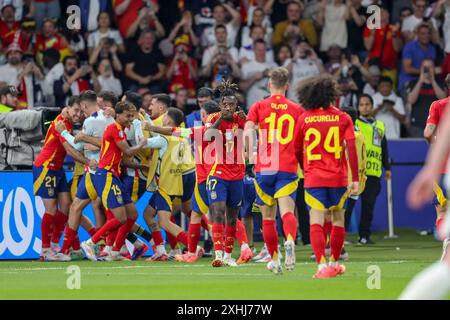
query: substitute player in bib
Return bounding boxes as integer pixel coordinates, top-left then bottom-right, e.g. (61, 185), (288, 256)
(81, 101), (147, 261)
(423, 75), (450, 253)
(245, 67), (304, 274)
(33, 97), (95, 260)
(295, 76), (359, 279)
(204, 80), (246, 267)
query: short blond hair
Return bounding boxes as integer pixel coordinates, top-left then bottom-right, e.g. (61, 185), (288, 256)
(269, 67), (289, 89)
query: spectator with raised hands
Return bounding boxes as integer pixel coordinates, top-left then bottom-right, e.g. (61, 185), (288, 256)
(35, 18), (70, 67)
(0, 3), (20, 49)
(433, 0), (450, 77)
(241, 6), (273, 48)
(239, 25), (275, 65)
(202, 24), (239, 68)
(167, 39), (198, 97)
(167, 11), (199, 49)
(402, 0), (439, 44)
(87, 11), (125, 57)
(406, 58), (447, 137)
(200, 2), (241, 48)
(272, 1), (318, 49)
(96, 58), (123, 97)
(346, 0), (368, 60)
(114, 0), (165, 40)
(283, 39), (325, 101)
(201, 43), (240, 88)
(88, 36), (123, 74)
(317, 0), (349, 52)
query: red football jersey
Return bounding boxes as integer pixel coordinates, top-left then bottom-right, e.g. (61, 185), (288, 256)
(427, 97), (450, 173)
(297, 107), (355, 188)
(182, 126), (211, 184)
(98, 122), (127, 176)
(247, 94), (304, 174)
(34, 115), (72, 170)
(205, 112), (246, 181)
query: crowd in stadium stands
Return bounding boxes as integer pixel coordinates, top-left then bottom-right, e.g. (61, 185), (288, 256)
(0, 0), (449, 140)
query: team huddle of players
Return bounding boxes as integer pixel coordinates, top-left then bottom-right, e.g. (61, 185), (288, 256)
(36, 66), (445, 279)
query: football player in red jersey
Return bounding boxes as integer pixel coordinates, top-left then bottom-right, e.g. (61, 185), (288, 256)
(33, 96), (95, 260)
(81, 101), (147, 261)
(401, 75), (450, 300)
(423, 77), (450, 250)
(245, 67), (305, 274)
(204, 80), (246, 267)
(295, 76), (359, 279)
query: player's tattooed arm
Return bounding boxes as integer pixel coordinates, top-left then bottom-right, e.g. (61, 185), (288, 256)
(423, 123), (436, 144)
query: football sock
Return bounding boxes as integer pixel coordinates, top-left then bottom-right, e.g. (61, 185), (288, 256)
(106, 229), (118, 246)
(235, 219), (248, 245)
(135, 226), (153, 242)
(72, 233), (81, 250)
(282, 212), (297, 241)
(176, 231), (188, 246)
(212, 223), (224, 252)
(330, 226), (346, 262)
(152, 230), (164, 246)
(113, 218), (136, 251)
(323, 221), (332, 243)
(310, 224), (327, 265)
(87, 227), (97, 237)
(436, 217), (445, 240)
(41, 213), (55, 249)
(166, 231), (178, 249)
(225, 224), (236, 254)
(61, 227), (75, 254)
(51, 211), (68, 243)
(188, 223), (201, 254)
(262, 219), (279, 259)
(92, 218), (122, 244)
(399, 262), (450, 300)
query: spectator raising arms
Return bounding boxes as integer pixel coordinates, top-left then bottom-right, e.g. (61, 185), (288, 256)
(167, 40), (198, 97)
(241, 6), (273, 48)
(317, 0), (349, 52)
(114, 0), (165, 40)
(0, 3), (20, 48)
(167, 11), (199, 50)
(272, 1), (318, 49)
(406, 59), (447, 137)
(200, 3), (240, 48)
(401, 0), (439, 44)
(97, 58), (123, 97)
(87, 11), (125, 57)
(35, 18), (70, 67)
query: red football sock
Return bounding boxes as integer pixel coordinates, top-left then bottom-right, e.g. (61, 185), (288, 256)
(310, 224), (327, 264)
(72, 233), (81, 250)
(282, 212), (297, 241)
(61, 226), (75, 254)
(106, 229), (118, 246)
(262, 219), (279, 258)
(330, 226), (346, 261)
(212, 223), (224, 251)
(201, 215), (211, 233)
(436, 217), (445, 240)
(105, 209), (114, 220)
(152, 230), (164, 246)
(51, 211), (68, 244)
(188, 223), (201, 254)
(235, 219), (248, 245)
(176, 231), (188, 246)
(225, 224), (236, 254)
(41, 213), (55, 249)
(88, 227), (97, 237)
(113, 218), (136, 251)
(166, 231), (178, 249)
(91, 217), (122, 244)
(323, 221), (332, 243)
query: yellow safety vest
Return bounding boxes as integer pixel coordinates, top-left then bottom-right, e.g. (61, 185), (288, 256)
(0, 104), (13, 113)
(355, 118), (385, 178)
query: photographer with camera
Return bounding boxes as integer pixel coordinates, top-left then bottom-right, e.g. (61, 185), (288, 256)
(240, 39), (277, 109)
(167, 41), (198, 97)
(283, 40), (325, 101)
(88, 36), (123, 74)
(372, 77), (406, 139)
(406, 58), (447, 137)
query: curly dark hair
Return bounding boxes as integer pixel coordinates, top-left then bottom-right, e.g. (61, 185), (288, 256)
(296, 76), (339, 110)
(215, 79), (239, 103)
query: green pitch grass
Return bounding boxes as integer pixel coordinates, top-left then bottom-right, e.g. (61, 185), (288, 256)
(1, 229), (449, 300)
